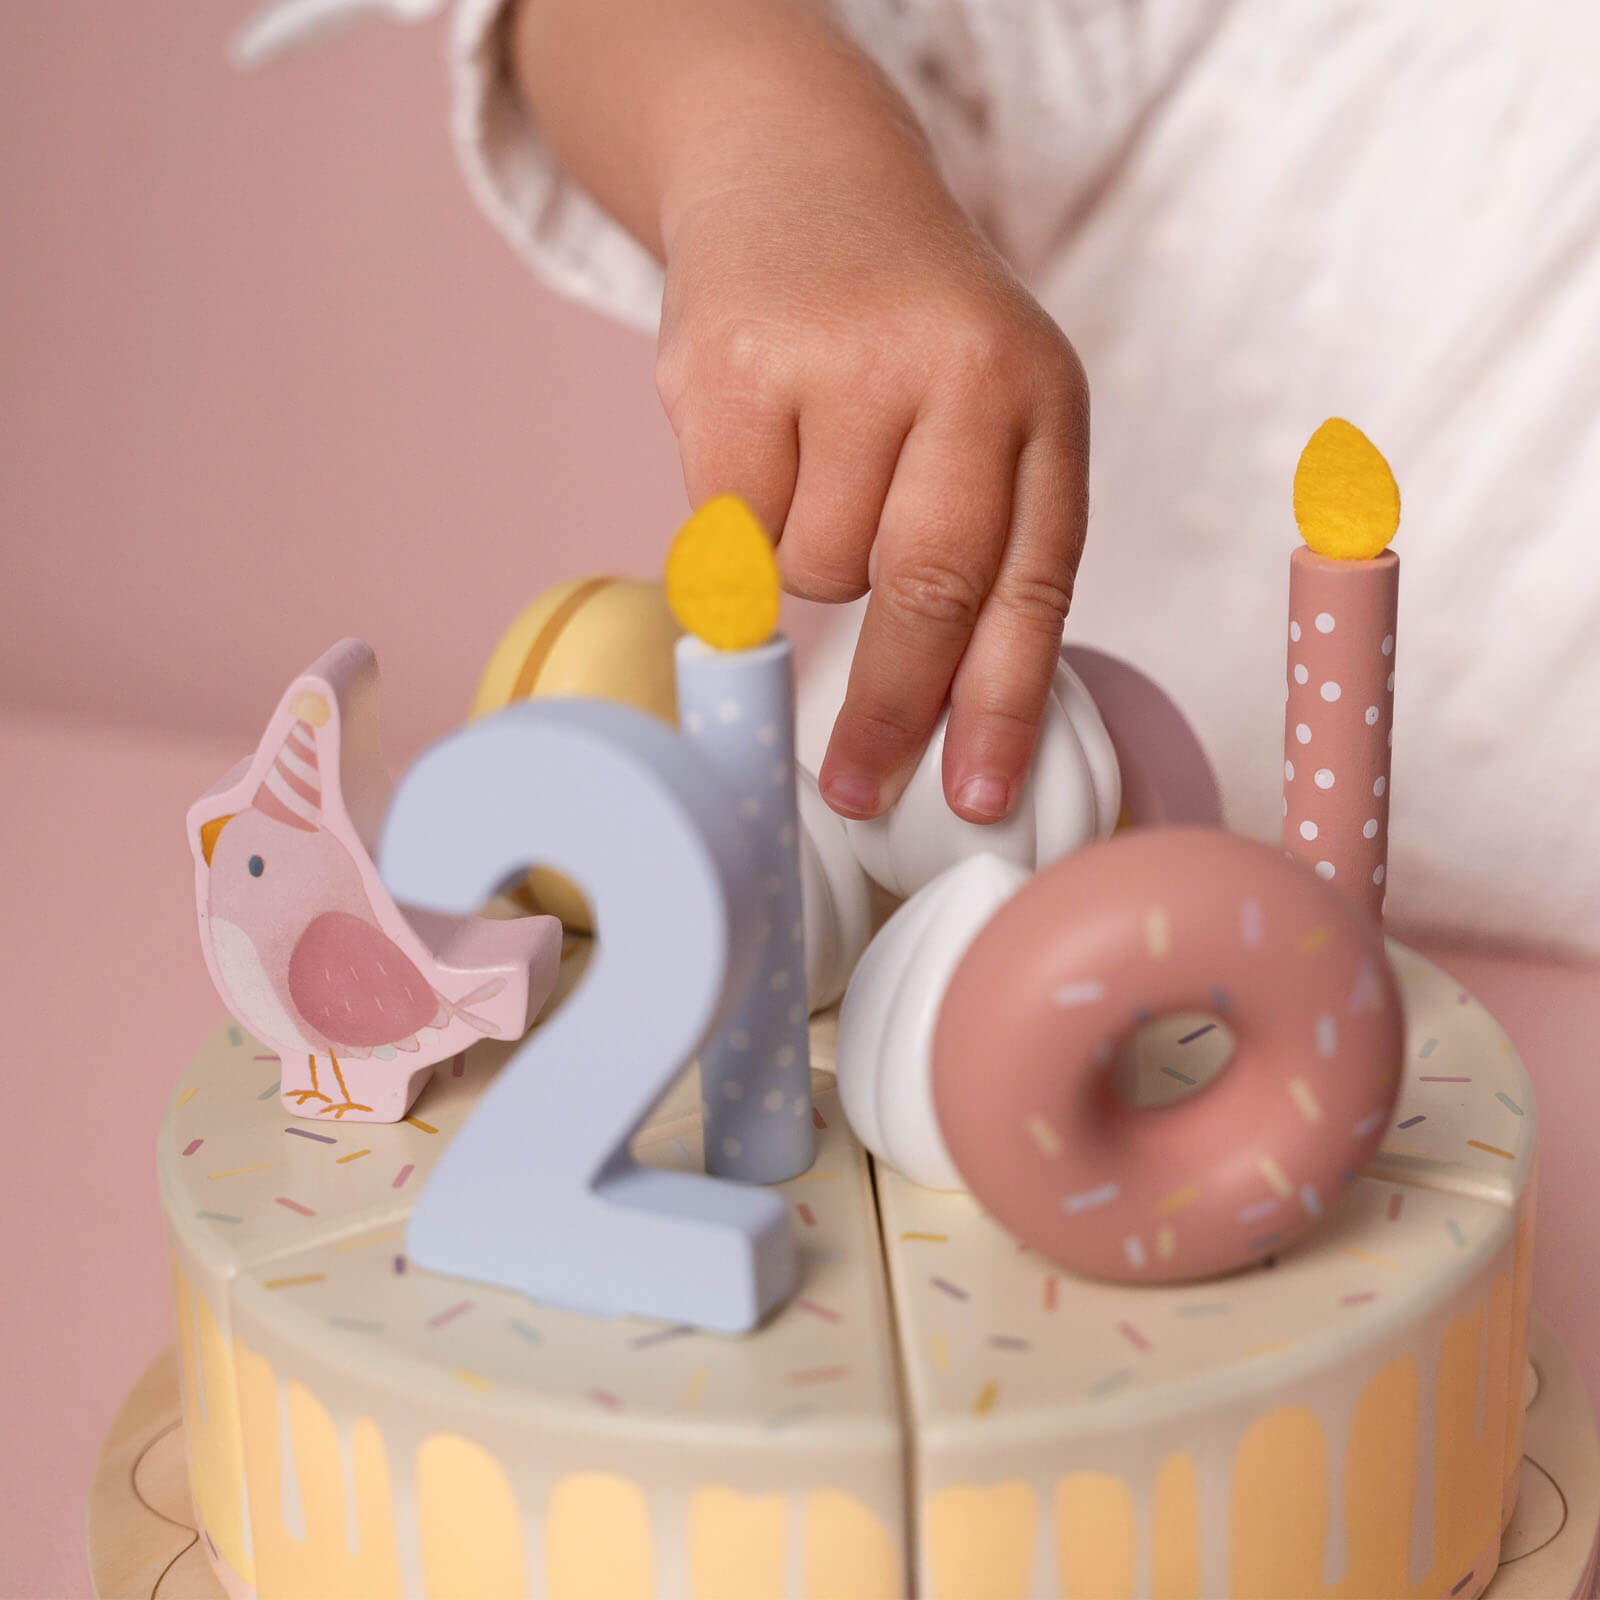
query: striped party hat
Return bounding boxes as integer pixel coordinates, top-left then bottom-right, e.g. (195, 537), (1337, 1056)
(253, 691), (329, 831)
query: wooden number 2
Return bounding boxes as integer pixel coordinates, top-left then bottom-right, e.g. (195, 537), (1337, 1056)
(379, 698), (798, 1333)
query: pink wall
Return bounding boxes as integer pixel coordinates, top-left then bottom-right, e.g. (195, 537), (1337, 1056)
(1, 4), (821, 763)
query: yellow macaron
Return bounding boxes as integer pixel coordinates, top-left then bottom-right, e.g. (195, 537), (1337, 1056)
(473, 576), (683, 930)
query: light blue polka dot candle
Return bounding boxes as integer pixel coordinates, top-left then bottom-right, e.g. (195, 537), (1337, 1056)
(675, 633), (814, 1182)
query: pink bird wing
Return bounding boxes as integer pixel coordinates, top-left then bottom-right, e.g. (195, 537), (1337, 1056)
(288, 910), (443, 1051)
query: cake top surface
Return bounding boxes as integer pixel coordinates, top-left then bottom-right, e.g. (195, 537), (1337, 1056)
(161, 941), (1533, 1443)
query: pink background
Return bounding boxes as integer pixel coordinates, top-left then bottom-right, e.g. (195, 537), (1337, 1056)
(0, 7), (1595, 1597)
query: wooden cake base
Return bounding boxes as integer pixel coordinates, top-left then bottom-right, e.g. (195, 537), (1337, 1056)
(89, 1316), (1599, 1600)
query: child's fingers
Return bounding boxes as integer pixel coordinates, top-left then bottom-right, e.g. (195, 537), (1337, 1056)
(817, 413), (1018, 819)
(672, 393), (800, 546)
(940, 422), (1089, 820)
(774, 408), (910, 602)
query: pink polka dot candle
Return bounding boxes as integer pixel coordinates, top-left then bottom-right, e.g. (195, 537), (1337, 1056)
(1282, 419), (1400, 921)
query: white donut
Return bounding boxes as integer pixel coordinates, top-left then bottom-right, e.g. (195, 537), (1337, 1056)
(835, 853), (1029, 1188)
(843, 658), (1121, 899)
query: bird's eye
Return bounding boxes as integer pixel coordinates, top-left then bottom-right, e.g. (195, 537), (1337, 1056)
(248, 855), (265, 878)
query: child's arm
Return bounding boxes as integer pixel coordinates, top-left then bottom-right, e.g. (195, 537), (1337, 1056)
(509, 0), (1090, 825)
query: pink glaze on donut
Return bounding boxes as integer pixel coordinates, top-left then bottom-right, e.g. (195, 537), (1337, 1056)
(930, 828), (1404, 1284)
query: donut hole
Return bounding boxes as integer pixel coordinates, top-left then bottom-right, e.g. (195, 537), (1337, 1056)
(1110, 1011), (1236, 1109)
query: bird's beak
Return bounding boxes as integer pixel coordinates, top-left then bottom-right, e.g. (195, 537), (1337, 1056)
(199, 813), (235, 867)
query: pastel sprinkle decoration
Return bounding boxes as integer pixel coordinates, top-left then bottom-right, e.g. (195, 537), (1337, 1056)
(1026, 1114), (1063, 1158)
(1495, 1092), (1525, 1117)
(1467, 1139), (1515, 1161)
(264, 1272), (325, 1291)
(1054, 980), (1106, 1008)
(973, 1381), (999, 1416)
(337, 1148), (371, 1164)
(1288, 1078), (1322, 1122)
(393, 1163), (415, 1189)
(175, 1086), (197, 1108)
(284, 1126), (336, 1145)
(182, 1139), (203, 1157)
(1063, 1181), (1119, 1214)
(1257, 1156), (1292, 1199)
(1090, 1370), (1134, 1398)
(274, 1196), (315, 1217)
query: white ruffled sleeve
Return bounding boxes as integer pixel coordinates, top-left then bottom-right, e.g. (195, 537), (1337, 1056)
(448, 0), (665, 333)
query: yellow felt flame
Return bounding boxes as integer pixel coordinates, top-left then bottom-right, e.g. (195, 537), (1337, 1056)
(664, 495), (781, 651)
(1293, 418), (1400, 560)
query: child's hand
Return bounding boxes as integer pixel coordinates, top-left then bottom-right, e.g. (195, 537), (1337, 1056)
(512, 0), (1090, 822)
(659, 158), (1089, 823)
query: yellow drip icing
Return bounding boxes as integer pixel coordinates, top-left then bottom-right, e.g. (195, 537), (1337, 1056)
(1055, 1473), (1136, 1599)
(547, 1473), (655, 1600)
(803, 1490), (902, 1600)
(172, 1257), (253, 1585)
(417, 1435), (526, 1599)
(1340, 1356), (1418, 1597)
(1150, 1454), (1202, 1600)
(1230, 1406), (1329, 1599)
(690, 1487), (786, 1600)
(925, 1480), (1037, 1600)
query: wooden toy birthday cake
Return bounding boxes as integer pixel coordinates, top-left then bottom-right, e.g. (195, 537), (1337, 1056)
(158, 431), (1563, 1598)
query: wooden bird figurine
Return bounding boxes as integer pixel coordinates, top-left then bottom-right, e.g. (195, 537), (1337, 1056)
(188, 639), (562, 1122)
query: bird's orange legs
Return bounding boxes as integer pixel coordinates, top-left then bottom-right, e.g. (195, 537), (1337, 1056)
(285, 1055), (330, 1108)
(319, 1052), (373, 1120)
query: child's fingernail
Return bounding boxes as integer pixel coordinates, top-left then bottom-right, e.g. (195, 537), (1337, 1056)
(956, 774), (1010, 821)
(823, 771), (880, 817)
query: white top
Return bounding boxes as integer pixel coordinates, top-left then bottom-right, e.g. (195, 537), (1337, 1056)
(234, 0), (1600, 958)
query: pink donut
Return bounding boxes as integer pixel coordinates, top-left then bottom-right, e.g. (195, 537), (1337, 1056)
(930, 828), (1404, 1283)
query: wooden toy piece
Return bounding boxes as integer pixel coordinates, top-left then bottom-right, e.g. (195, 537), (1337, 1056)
(844, 655), (1121, 900)
(664, 493), (782, 651)
(472, 575), (684, 932)
(1283, 418), (1401, 918)
(187, 639), (561, 1125)
(931, 828), (1405, 1283)
(379, 696), (798, 1333)
(837, 853), (1029, 1190)
(668, 495), (814, 1184)
(1061, 644), (1223, 828)
(796, 764), (874, 1011)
